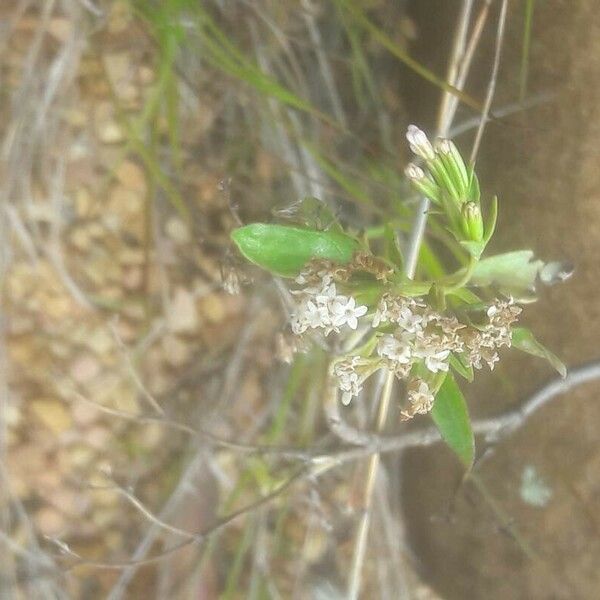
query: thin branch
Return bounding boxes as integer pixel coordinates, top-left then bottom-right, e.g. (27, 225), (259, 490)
(470, 0), (509, 163)
(69, 391), (313, 459)
(316, 361), (600, 470)
(347, 369), (394, 600)
(63, 465), (309, 572)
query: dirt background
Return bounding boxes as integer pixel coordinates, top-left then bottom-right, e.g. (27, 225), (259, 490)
(403, 2), (600, 599)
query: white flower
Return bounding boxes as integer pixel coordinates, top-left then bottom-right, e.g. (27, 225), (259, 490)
(401, 380), (435, 420)
(305, 301), (329, 329)
(372, 297), (391, 328)
(377, 334), (411, 364)
(396, 305), (426, 334)
(315, 281), (337, 304)
(422, 348), (450, 373)
(330, 297), (368, 330)
(333, 357), (363, 405)
(406, 125), (435, 161)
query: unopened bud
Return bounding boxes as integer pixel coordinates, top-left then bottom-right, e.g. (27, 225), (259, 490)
(461, 202), (484, 242)
(406, 125), (435, 161)
(404, 163), (425, 181)
(435, 138), (470, 195)
(404, 162), (440, 204)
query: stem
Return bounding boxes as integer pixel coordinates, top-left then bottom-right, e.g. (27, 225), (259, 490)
(347, 2), (489, 596)
(347, 369), (394, 600)
(443, 254), (477, 294)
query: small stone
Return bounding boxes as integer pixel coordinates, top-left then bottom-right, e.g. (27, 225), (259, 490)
(65, 108), (87, 128)
(103, 53), (138, 102)
(162, 334), (190, 367)
(138, 65), (155, 85)
(48, 18), (72, 43)
(35, 507), (65, 537)
(86, 328), (114, 355)
(98, 121), (124, 144)
(30, 398), (72, 434)
(165, 217), (190, 244)
(122, 266), (144, 290)
(168, 287), (198, 333)
(92, 508), (115, 528)
(66, 444), (96, 469)
(116, 160), (147, 195)
(70, 354), (101, 384)
(86, 426), (110, 450)
(200, 293), (226, 324)
(72, 401), (99, 427)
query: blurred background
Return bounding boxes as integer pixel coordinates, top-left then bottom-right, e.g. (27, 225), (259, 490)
(1, 1), (599, 598)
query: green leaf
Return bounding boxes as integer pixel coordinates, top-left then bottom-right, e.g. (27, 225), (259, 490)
(231, 223), (359, 277)
(468, 167), (481, 204)
(483, 195), (498, 245)
(511, 327), (567, 378)
(470, 250), (544, 297)
(431, 373), (475, 468)
(449, 353), (474, 382)
(446, 287), (481, 305)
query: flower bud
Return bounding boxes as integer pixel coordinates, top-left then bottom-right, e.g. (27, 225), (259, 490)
(435, 138), (470, 196)
(406, 125), (435, 161)
(461, 202), (484, 242)
(404, 163), (440, 203)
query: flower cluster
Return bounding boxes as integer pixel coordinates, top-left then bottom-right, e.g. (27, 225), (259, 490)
(374, 294), (463, 376)
(327, 293), (521, 419)
(289, 266), (368, 336)
(463, 299), (522, 370)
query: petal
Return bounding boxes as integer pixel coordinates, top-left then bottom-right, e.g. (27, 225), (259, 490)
(355, 305), (368, 317)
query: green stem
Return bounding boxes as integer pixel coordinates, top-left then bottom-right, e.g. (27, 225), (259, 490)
(443, 255), (477, 294)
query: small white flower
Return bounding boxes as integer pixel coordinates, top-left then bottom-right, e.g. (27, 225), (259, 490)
(315, 282), (337, 304)
(396, 305), (426, 334)
(377, 334), (411, 364)
(333, 357), (363, 405)
(331, 297), (368, 330)
(423, 349), (450, 373)
(406, 125), (435, 161)
(402, 380), (435, 420)
(305, 301), (329, 329)
(372, 297), (391, 328)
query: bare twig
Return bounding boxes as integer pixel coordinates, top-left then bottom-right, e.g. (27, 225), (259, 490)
(347, 369), (394, 600)
(66, 465), (309, 573)
(470, 0), (509, 163)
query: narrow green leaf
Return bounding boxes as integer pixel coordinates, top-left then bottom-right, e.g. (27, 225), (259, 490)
(431, 373), (474, 468)
(231, 223), (358, 277)
(520, 0), (536, 102)
(483, 195), (498, 245)
(511, 327), (567, 378)
(336, 0), (482, 112)
(446, 287), (482, 305)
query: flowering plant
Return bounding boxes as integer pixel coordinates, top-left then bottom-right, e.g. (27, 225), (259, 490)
(231, 125), (566, 466)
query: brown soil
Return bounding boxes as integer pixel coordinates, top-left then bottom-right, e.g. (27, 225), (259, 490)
(403, 3), (600, 599)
